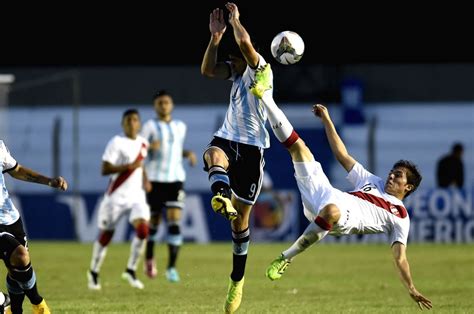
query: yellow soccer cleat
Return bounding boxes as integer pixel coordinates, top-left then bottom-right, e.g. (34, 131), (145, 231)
(249, 63), (273, 99)
(224, 277), (244, 314)
(32, 299), (50, 314)
(211, 194), (238, 221)
(266, 254), (291, 281)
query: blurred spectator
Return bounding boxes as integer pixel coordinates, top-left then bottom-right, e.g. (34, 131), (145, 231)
(436, 143), (464, 188)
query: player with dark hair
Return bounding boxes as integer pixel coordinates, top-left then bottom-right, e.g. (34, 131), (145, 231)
(87, 109), (151, 290)
(141, 90), (196, 282)
(436, 142), (464, 188)
(200, 2), (272, 313)
(0, 139), (68, 314)
(250, 64), (432, 310)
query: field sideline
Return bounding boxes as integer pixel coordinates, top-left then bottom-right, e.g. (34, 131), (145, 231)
(2, 242), (473, 313)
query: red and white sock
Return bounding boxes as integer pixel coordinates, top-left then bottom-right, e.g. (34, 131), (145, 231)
(261, 92), (299, 148)
(282, 217), (332, 260)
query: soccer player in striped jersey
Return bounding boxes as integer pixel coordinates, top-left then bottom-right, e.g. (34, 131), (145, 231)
(87, 109), (151, 291)
(141, 90), (197, 282)
(250, 64), (432, 310)
(201, 3), (272, 313)
(0, 140), (68, 314)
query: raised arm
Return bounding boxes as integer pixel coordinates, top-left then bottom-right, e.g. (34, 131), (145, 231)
(225, 2), (259, 68)
(313, 104), (357, 172)
(8, 164), (68, 191)
(392, 242), (432, 310)
(201, 8), (231, 79)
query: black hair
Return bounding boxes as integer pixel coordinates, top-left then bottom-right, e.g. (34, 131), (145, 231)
(153, 90), (172, 101)
(452, 142), (464, 154)
(392, 160), (422, 198)
(122, 108), (140, 120)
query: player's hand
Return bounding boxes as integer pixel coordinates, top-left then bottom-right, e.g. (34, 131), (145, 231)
(128, 159), (143, 171)
(49, 176), (68, 191)
(144, 180), (152, 193)
(312, 104), (331, 123)
(210, 8), (226, 39)
(409, 288), (432, 310)
(150, 140), (160, 151)
(225, 2), (240, 24)
(187, 151), (197, 167)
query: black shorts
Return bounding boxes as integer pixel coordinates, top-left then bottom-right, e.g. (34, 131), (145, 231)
(0, 218), (27, 261)
(203, 137), (265, 205)
(146, 182), (185, 215)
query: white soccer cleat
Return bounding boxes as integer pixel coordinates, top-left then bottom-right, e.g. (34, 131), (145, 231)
(87, 271), (102, 290)
(121, 271), (145, 289)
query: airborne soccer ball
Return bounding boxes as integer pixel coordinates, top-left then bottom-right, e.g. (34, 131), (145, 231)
(271, 31), (305, 65)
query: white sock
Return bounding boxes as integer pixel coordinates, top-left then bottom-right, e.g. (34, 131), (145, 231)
(261, 92), (296, 144)
(282, 222), (329, 260)
(90, 241), (107, 273)
(127, 236), (145, 271)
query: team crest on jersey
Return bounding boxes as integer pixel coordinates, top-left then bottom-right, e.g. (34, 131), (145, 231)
(390, 205), (399, 215)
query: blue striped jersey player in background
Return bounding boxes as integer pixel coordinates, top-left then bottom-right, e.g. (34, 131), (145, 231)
(201, 2), (272, 313)
(1, 139), (68, 314)
(141, 90), (197, 282)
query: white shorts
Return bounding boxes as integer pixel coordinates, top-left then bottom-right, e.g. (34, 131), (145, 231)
(97, 194), (150, 230)
(293, 161), (361, 235)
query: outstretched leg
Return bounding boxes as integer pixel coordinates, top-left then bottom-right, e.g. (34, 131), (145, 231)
(250, 64), (314, 163)
(266, 204), (341, 280)
(251, 65), (341, 280)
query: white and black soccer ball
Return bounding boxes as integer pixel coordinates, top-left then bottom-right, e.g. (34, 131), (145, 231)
(270, 31), (305, 65)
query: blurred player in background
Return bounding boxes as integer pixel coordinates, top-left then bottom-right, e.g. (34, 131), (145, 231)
(87, 109), (151, 290)
(141, 90), (197, 282)
(201, 2), (272, 313)
(0, 139), (68, 314)
(250, 64), (432, 310)
(436, 142), (464, 188)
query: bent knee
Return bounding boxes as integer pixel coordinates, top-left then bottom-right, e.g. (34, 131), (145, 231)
(10, 245), (30, 267)
(204, 147), (228, 168)
(319, 204), (341, 224)
(288, 139), (314, 162)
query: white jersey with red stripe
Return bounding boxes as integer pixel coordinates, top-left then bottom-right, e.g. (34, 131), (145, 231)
(338, 162), (410, 245)
(102, 134), (149, 204)
(293, 161), (410, 246)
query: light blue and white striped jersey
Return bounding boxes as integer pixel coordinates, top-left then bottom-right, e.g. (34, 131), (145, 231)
(141, 119), (187, 182)
(214, 54), (272, 148)
(0, 140), (20, 225)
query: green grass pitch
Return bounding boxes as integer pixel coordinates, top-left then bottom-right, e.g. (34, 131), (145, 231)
(2, 242), (473, 313)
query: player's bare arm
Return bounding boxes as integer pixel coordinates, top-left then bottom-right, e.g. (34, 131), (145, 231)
(142, 168), (152, 193)
(313, 104), (357, 172)
(8, 164), (68, 191)
(201, 8), (231, 79)
(225, 2), (259, 68)
(183, 150), (197, 167)
(101, 160), (142, 176)
(392, 242), (433, 310)
(149, 140), (160, 151)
